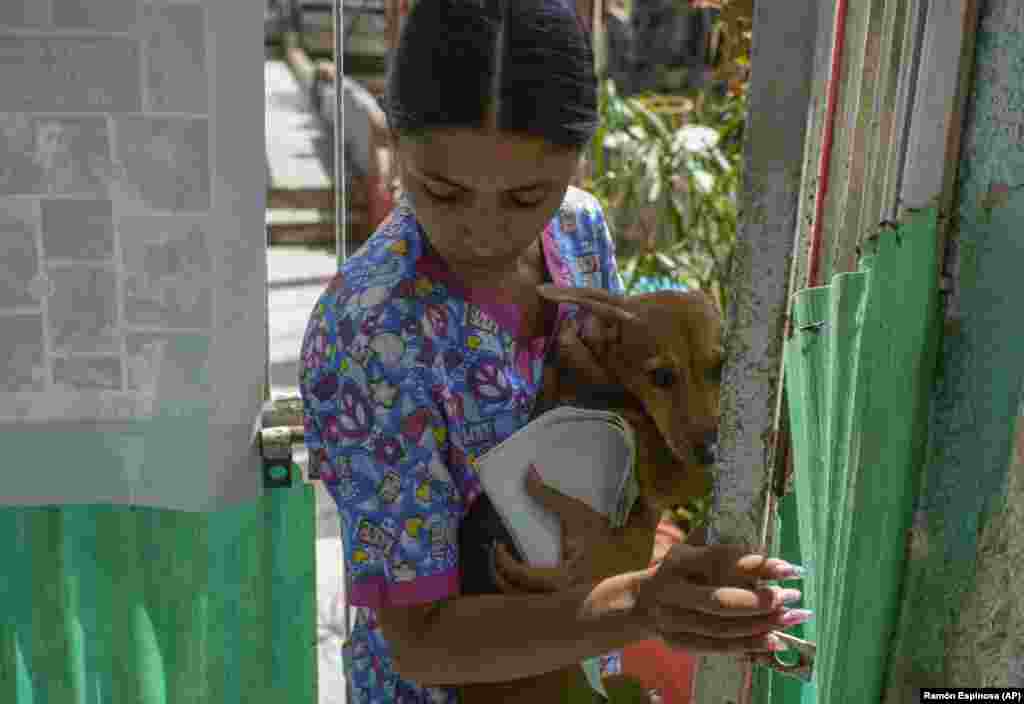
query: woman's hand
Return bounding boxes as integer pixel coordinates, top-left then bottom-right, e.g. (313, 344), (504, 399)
(491, 538), (585, 594)
(489, 463), (604, 595)
(492, 465), (662, 595)
(554, 316), (616, 387)
(630, 542), (807, 654)
(490, 470), (587, 594)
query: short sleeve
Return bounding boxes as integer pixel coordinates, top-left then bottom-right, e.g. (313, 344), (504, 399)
(592, 200), (626, 295)
(299, 292), (462, 609)
(578, 191), (626, 295)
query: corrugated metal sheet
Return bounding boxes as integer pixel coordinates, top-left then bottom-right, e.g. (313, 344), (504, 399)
(782, 208), (941, 700)
(0, 480), (317, 704)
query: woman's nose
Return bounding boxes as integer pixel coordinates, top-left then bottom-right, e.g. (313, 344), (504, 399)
(467, 211), (507, 251)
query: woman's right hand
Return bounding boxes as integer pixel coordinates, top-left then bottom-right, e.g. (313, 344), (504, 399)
(630, 541), (807, 654)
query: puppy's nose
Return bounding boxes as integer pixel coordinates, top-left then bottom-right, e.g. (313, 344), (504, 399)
(694, 429), (719, 465)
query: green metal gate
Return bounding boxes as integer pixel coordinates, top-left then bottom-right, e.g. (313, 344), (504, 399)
(0, 479), (316, 704)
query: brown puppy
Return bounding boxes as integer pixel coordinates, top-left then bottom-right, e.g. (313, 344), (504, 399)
(460, 285), (725, 704)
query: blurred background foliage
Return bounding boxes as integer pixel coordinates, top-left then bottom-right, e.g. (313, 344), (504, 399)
(581, 0), (753, 315)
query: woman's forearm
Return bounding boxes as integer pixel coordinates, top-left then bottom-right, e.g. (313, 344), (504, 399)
(402, 569), (653, 686)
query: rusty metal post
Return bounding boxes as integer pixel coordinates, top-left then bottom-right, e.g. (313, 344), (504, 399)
(691, 0), (822, 700)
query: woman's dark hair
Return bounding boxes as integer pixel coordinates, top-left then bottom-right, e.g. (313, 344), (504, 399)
(385, 0), (598, 151)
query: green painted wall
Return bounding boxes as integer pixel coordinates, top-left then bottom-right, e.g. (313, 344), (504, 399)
(0, 478), (317, 704)
(884, 2), (1024, 695)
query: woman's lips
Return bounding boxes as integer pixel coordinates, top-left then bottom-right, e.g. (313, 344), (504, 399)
(459, 250), (518, 266)
(446, 252), (521, 279)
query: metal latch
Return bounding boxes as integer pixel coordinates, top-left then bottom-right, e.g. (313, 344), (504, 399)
(760, 631), (815, 682)
(259, 397), (310, 487)
(260, 426), (299, 488)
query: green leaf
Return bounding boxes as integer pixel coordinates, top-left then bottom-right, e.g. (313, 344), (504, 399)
(626, 97), (674, 143)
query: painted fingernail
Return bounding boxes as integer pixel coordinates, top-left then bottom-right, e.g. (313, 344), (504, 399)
(765, 634), (790, 652)
(778, 609), (814, 627)
(774, 562), (807, 579)
(779, 589), (802, 605)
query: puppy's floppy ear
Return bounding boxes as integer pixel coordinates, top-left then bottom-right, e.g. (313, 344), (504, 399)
(670, 356), (696, 450)
(536, 284), (639, 324)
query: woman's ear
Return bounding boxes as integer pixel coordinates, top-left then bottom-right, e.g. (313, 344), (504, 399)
(390, 137), (409, 190)
(571, 150), (588, 187)
(389, 131), (403, 161)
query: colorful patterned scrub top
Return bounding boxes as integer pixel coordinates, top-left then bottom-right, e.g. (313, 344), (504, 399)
(299, 187), (625, 703)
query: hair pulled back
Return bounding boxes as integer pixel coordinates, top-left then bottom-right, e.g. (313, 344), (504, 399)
(385, 0), (598, 151)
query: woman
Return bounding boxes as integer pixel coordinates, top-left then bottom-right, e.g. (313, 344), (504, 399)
(299, 1), (804, 702)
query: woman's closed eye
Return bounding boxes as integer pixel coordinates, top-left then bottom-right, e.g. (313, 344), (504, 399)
(424, 182), (461, 203)
(508, 190), (548, 208)
(423, 182), (547, 209)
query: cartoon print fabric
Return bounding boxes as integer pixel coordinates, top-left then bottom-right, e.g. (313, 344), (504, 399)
(299, 187), (625, 703)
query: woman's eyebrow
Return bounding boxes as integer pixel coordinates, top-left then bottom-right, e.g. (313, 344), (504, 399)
(421, 170), (552, 193)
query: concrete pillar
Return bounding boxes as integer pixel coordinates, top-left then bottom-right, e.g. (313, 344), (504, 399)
(0, 0), (267, 511)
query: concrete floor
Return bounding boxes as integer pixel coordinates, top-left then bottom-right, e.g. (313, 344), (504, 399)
(266, 244), (349, 704)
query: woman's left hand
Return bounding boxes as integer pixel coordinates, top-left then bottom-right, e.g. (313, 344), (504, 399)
(490, 463), (603, 595)
(491, 535), (586, 594)
(491, 467), (662, 595)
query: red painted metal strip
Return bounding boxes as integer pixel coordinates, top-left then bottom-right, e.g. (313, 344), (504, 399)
(806, 0), (850, 290)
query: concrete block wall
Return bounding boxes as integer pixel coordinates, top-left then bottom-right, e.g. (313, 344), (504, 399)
(0, 1), (268, 512)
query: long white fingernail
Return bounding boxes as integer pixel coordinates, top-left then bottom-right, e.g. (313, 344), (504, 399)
(780, 589), (802, 605)
(775, 562), (807, 579)
(778, 609), (813, 627)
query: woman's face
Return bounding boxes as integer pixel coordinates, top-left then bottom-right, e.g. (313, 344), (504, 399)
(394, 128), (582, 286)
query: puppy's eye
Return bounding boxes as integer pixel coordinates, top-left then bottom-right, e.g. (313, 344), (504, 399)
(650, 367), (676, 388)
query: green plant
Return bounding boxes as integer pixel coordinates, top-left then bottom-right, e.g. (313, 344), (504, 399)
(581, 78), (747, 313)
